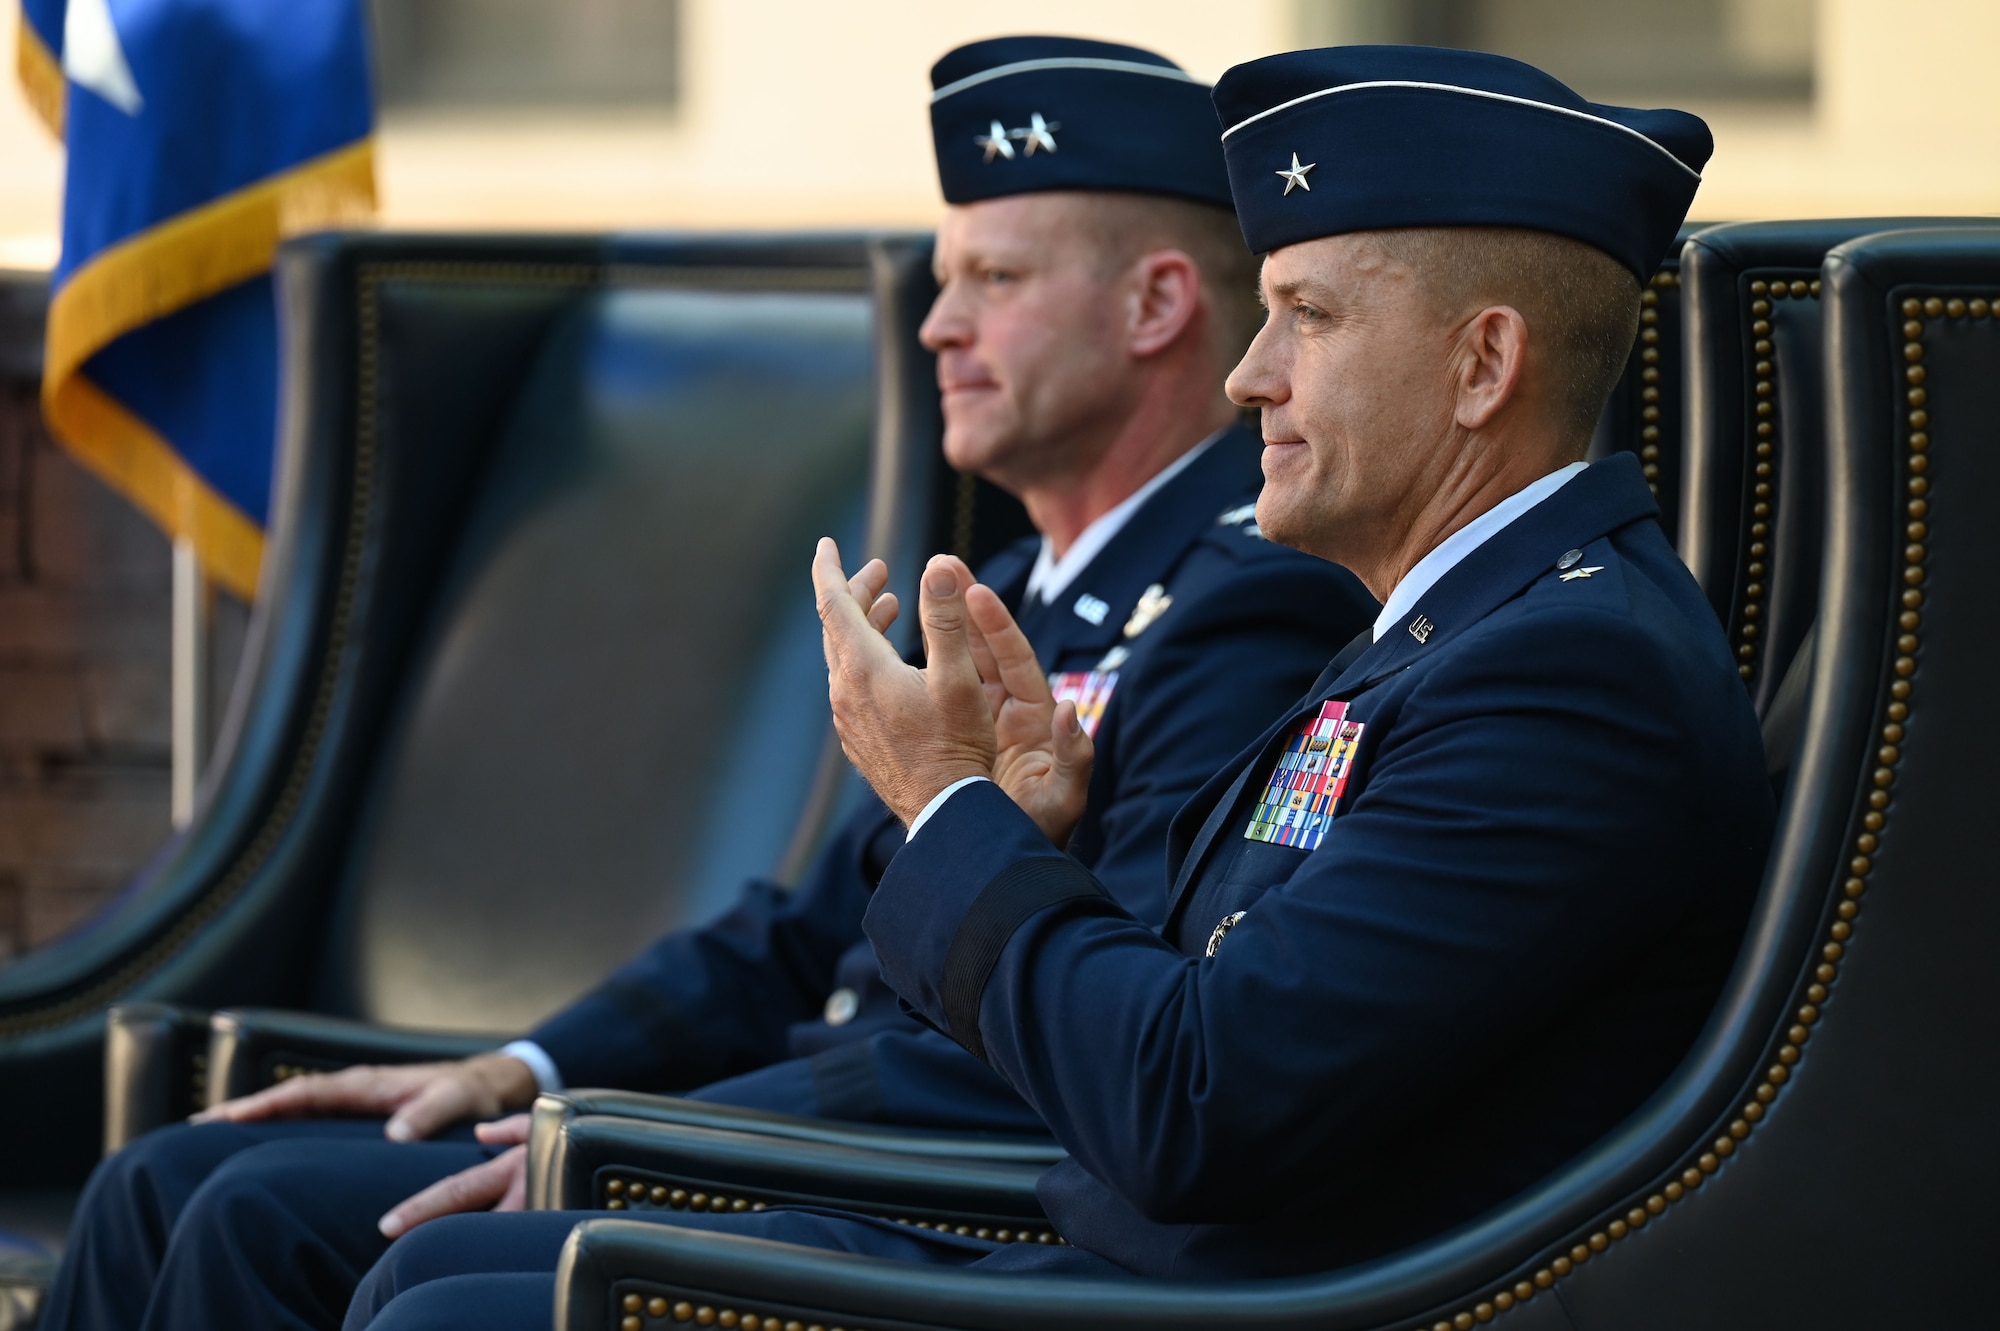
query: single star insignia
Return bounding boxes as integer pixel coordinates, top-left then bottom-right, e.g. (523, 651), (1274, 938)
(977, 120), (1016, 162)
(1558, 566), (1606, 582)
(1276, 151), (1316, 195)
(1009, 112), (1060, 156)
(1122, 583), (1174, 639)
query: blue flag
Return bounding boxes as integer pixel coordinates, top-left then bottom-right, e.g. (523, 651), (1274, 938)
(19, 0), (374, 599)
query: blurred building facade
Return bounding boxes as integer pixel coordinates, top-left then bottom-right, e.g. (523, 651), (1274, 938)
(2, 0), (1995, 248)
(0, 0), (1994, 957)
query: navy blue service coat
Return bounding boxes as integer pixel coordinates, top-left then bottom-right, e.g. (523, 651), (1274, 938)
(532, 427), (1375, 1128)
(868, 453), (1774, 1274)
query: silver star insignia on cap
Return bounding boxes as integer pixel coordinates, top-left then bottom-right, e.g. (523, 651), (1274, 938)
(1009, 112), (1059, 156)
(1276, 152), (1315, 195)
(977, 120), (1016, 162)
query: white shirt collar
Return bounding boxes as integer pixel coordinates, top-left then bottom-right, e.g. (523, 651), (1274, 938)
(1023, 430), (1223, 606)
(1371, 461), (1588, 641)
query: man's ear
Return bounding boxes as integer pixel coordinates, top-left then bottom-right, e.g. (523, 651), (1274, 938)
(1453, 304), (1529, 431)
(1127, 250), (1203, 358)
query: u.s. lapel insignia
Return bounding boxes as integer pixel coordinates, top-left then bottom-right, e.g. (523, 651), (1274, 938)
(1047, 669), (1118, 738)
(1122, 583), (1173, 639)
(1073, 593), (1110, 625)
(1245, 700), (1365, 851)
(1205, 910), (1247, 957)
(1558, 566), (1605, 582)
(1408, 613), (1435, 644)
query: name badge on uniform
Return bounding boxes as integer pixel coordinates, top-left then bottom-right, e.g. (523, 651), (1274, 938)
(1048, 670), (1118, 738)
(1244, 700), (1365, 852)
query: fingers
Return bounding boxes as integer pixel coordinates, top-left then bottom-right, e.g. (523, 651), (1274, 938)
(473, 1113), (532, 1147)
(867, 591), (900, 634)
(917, 556), (982, 700)
(1051, 699), (1096, 781)
(385, 1072), (478, 1143)
(192, 1064), (412, 1124)
(378, 1147), (525, 1238)
(966, 584), (1054, 705)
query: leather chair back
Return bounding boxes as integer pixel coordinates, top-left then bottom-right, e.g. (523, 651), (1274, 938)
(1589, 223), (1702, 544)
(0, 232), (1024, 1180)
(1679, 219), (1985, 719)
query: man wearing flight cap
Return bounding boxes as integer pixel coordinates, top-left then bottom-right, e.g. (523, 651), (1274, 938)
(41, 35), (1373, 1331)
(338, 43), (1775, 1329)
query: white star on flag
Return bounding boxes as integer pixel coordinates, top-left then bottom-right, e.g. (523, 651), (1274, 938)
(65, 0), (145, 115)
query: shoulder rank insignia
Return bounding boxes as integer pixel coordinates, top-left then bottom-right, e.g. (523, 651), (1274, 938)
(1048, 669), (1118, 738)
(1245, 699), (1365, 852)
(1122, 583), (1173, 638)
(1205, 910), (1247, 957)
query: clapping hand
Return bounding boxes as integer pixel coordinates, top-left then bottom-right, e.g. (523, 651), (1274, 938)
(812, 540), (1092, 847)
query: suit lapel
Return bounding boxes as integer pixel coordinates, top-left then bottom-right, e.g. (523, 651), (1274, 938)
(1160, 455), (1662, 931)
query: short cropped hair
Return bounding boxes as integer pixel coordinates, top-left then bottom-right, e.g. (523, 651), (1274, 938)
(1072, 192), (1264, 368)
(1375, 227), (1641, 456)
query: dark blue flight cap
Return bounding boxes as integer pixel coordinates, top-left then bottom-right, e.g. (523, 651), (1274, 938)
(930, 36), (1233, 210)
(1213, 46), (1712, 279)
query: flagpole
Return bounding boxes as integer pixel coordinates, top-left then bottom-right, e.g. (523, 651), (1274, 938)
(170, 536), (209, 830)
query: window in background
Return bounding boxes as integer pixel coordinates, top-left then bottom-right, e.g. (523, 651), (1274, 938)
(1296, 0), (1815, 105)
(370, 0), (681, 108)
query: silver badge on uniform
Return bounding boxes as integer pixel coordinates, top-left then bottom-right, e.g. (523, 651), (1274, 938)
(823, 987), (859, 1027)
(1205, 910), (1247, 957)
(1122, 583), (1173, 638)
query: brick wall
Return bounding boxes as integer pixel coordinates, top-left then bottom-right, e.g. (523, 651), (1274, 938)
(0, 382), (245, 961)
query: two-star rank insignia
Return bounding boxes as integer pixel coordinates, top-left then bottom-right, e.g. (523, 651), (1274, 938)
(977, 113), (1059, 161)
(1122, 583), (1173, 639)
(1558, 566), (1605, 582)
(1048, 669), (1118, 738)
(1245, 699), (1365, 852)
(1276, 151), (1316, 195)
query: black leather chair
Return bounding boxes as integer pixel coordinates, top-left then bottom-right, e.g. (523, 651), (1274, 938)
(1587, 222), (1703, 541)
(1679, 218), (1986, 726)
(546, 225), (2000, 1329)
(0, 231), (1038, 1190)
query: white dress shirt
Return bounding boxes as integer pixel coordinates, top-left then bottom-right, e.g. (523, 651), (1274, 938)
(1370, 461), (1587, 640)
(1021, 430), (1221, 606)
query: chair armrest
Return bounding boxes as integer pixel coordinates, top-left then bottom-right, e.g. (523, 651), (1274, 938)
(205, 1008), (509, 1106)
(532, 1113), (1052, 1241)
(104, 1003), (213, 1153)
(555, 1220), (1205, 1331)
(527, 1089), (1063, 1196)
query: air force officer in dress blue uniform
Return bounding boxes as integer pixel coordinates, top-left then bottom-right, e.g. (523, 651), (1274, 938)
(39, 36), (1375, 1331)
(339, 42), (1775, 1331)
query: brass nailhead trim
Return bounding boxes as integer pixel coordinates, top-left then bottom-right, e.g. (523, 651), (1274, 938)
(1731, 275), (1821, 684)
(619, 1291), (861, 1331)
(1635, 267), (1680, 498)
(1423, 280), (1968, 1330)
(598, 1176), (1063, 1245)
(0, 261), (603, 1037)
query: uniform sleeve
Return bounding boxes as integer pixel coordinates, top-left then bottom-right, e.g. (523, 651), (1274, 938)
(868, 606), (1728, 1224)
(530, 797), (899, 1092)
(1078, 557), (1373, 921)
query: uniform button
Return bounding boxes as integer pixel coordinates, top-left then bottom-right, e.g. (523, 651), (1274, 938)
(823, 987), (859, 1027)
(1556, 548), (1583, 570)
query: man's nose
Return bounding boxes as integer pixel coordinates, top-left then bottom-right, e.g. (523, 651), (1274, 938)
(918, 284), (970, 352)
(1226, 326), (1284, 408)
